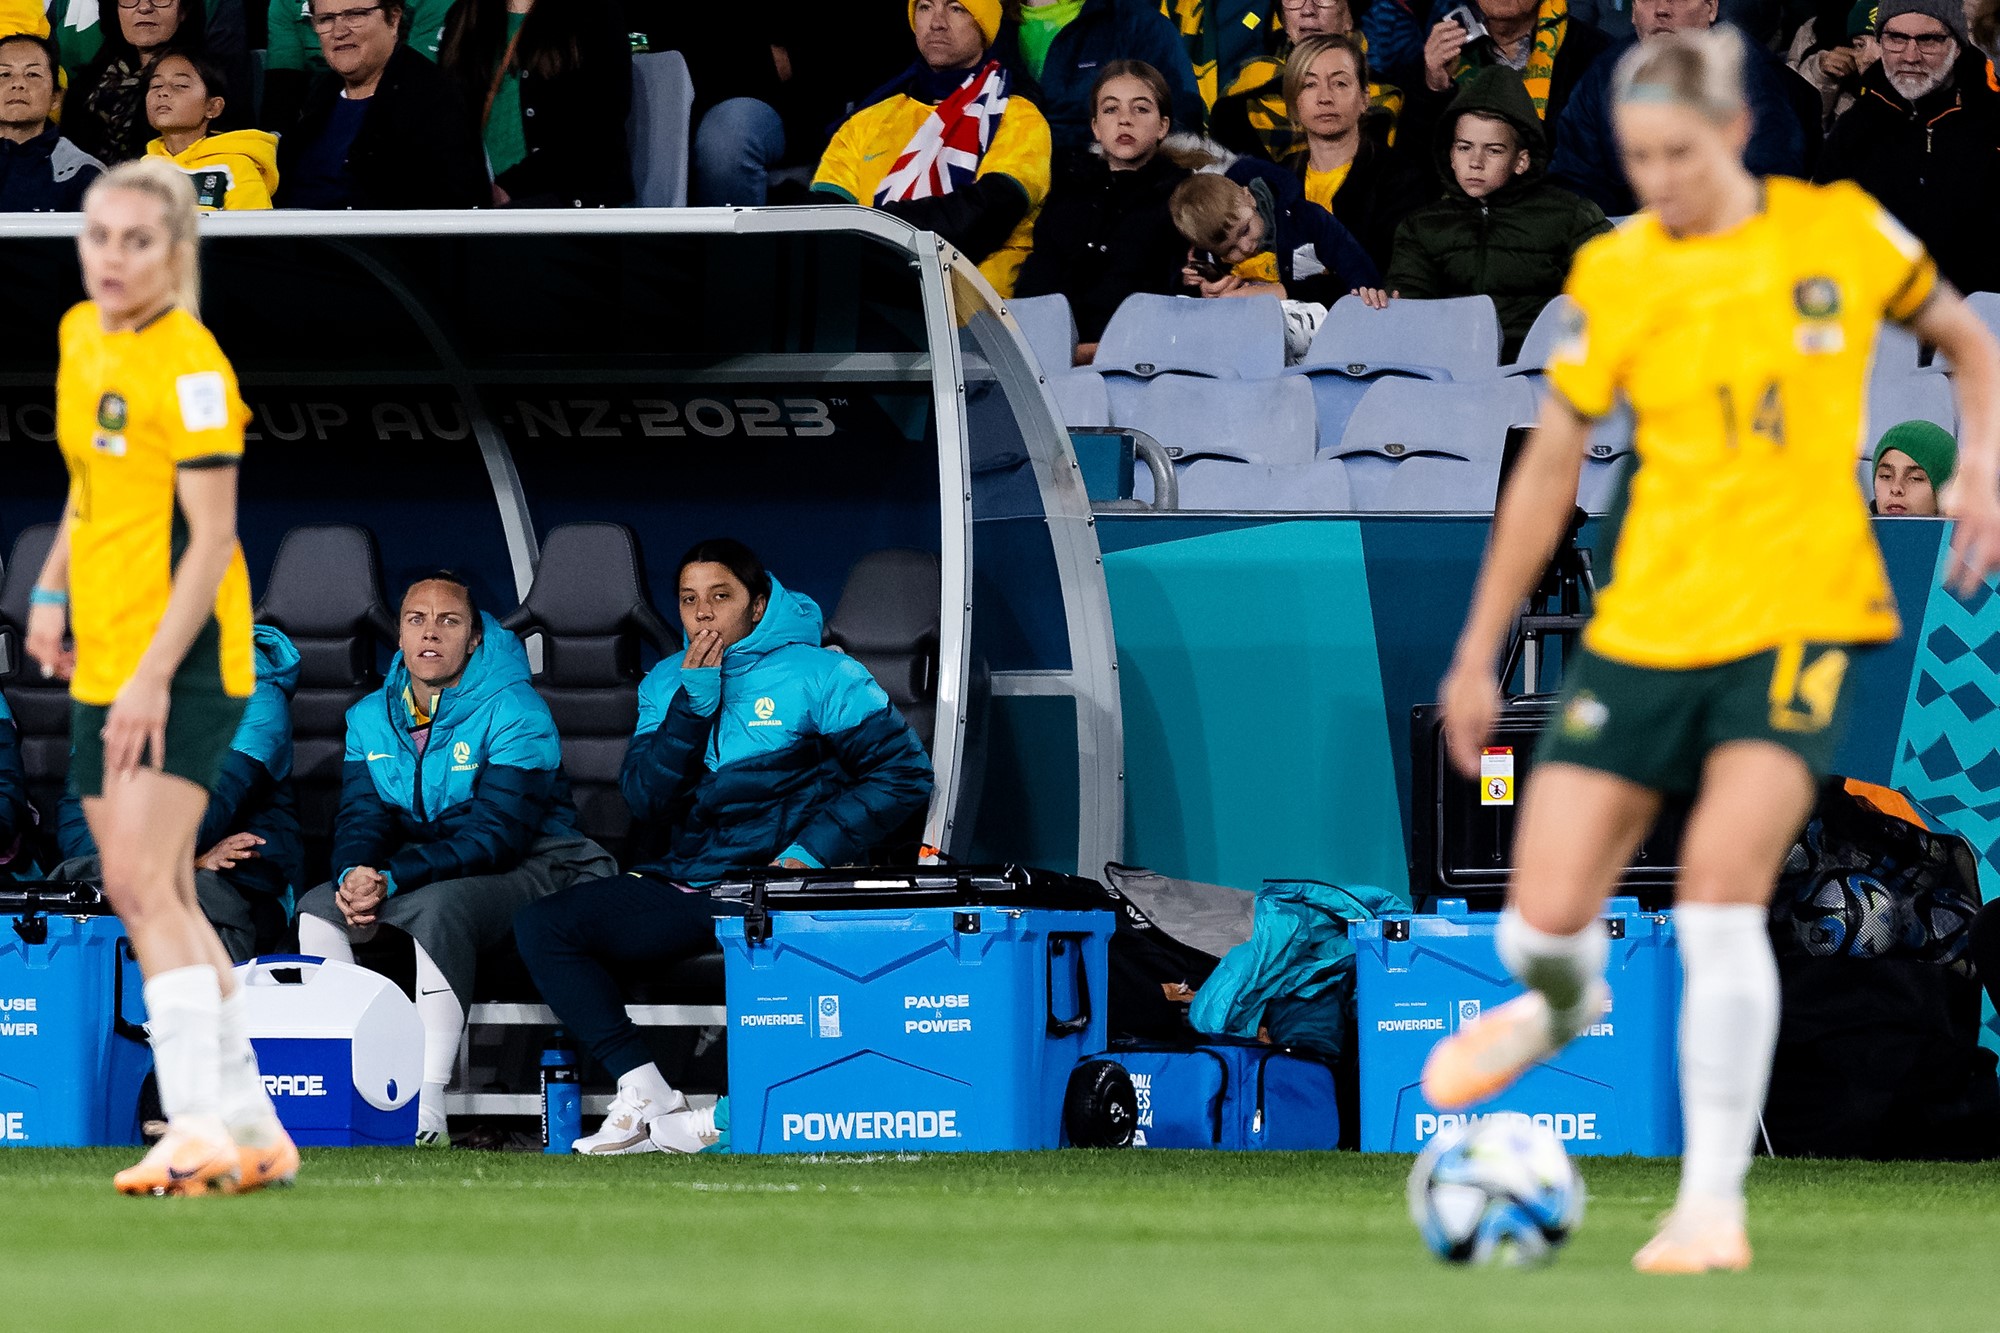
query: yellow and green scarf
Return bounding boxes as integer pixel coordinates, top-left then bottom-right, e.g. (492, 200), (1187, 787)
(1450, 0), (1569, 119)
(1223, 37), (1406, 165)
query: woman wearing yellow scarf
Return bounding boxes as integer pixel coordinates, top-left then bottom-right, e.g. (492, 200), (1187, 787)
(1410, 0), (1610, 153)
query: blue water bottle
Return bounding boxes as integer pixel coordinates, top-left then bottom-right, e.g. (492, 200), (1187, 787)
(541, 1032), (581, 1154)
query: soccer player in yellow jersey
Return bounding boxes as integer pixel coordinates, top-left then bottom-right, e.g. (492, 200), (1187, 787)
(23, 158), (296, 1197)
(1422, 28), (2000, 1272)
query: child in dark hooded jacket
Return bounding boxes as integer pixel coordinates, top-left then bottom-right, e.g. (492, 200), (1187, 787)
(1384, 65), (1608, 359)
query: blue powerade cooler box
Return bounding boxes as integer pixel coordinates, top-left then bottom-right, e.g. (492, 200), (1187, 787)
(717, 869), (1115, 1154)
(1352, 897), (1682, 1157)
(238, 955), (424, 1146)
(0, 886), (153, 1147)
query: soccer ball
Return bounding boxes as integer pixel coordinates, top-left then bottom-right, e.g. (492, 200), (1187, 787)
(1407, 1117), (1585, 1266)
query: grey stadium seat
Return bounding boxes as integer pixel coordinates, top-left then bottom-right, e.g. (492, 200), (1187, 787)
(1333, 378), (1539, 512)
(1577, 400), (1637, 515)
(823, 549), (943, 752)
(1965, 290), (2000, 347)
(1110, 373), (1318, 470)
(1094, 293), (1286, 379)
(629, 51), (696, 208)
(1010, 293), (1113, 426)
(1174, 458), (1354, 512)
(1303, 294), (1503, 380)
(253, 524), (396, 886)
(0, 523), (67, 865)
(1289, 296), (1501, 452)
(501, 523), (676, 866)
(1504, 296), (1574, 378)
(1865, 371), (1956, 456)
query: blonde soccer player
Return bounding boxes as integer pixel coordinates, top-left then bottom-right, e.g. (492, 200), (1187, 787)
(24, 158), (297, 1196)
(1423, 27), (2000, 1272)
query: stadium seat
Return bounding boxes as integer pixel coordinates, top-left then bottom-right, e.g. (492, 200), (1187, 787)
(1504, 296), (1574, 378)
(0, 524), (68, 863)
(1874, 320), (1924, 377)
(1109, 373), (1318, 469)
(824, 549), (943, 753)
(1288, 296), (1501, 452)
(1174, 458), (1354, 511)
(1302, 294), (1503, 381)
(253, 524), (396, 887)
(1865, 371), (1957, 456)
(1332, 378), (1538, 511)
(501, 523), (676, 866)
(1577, 400), (1636, 514)
(629, 51), (696, 209)
(1093, 293), (1286, 379)
(1010, 293), (1112, 426)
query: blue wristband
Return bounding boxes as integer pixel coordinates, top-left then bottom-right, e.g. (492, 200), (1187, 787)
(29, 587), (67, 607)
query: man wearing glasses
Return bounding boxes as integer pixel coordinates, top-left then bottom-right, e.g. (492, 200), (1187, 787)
(274, 0), (486, 208)
(1815, 0), (2000, 297)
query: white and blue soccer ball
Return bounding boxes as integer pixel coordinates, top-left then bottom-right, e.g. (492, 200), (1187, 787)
(1407, 1116), (1585, 1266)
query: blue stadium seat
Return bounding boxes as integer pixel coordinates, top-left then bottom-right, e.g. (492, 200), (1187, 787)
(629, 52), (696, 208)
(1874, 320), (1924, 377)
(1504, 296), (1574, 378)
(1011, 293), (1111, 426)
(1093, 293), (1287, 379)
(1332, 378), (1538, 511)
(1110, 373), (1318, 468)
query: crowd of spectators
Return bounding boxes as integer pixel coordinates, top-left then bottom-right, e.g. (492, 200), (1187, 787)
(3, 0), (1998, 337)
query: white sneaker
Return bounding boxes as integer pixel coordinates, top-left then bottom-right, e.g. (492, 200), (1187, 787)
(572, 1086), (687, 1155)
(649, 1104), (720, 1154)
(414, 1101), (451, 1149)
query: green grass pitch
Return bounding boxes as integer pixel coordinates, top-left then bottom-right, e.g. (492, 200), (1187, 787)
(6, 1149), (1998, 1331)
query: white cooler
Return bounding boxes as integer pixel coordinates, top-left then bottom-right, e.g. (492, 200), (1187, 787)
(235, 955), (423, 1146)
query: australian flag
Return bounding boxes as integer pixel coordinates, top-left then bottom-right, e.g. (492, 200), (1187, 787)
(874, 61), (1011, 205)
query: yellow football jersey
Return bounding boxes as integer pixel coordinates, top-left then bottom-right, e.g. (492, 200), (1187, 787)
(811, 91), (1052, 297)
(1549, 179), (1937, 669)
(56, 302), (255, 706)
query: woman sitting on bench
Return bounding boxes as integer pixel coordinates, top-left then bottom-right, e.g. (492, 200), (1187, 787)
(515, 538), (933, 1156)
(296, 573), (616, 1146)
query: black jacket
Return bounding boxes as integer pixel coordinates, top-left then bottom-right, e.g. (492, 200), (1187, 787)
(1387, 67), (1610, 358)
(1015, 150), (1192, 342)
(1397, 12), (1611, 167)
(0, 126), (103, 213)
(1292, 134), (1438, 274)
(1814, 61), (2000, 298)
(440, 0), (633, 207)
(277, 42), (489, 209)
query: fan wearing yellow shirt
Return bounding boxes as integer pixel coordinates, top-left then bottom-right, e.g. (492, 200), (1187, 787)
(1422, 28), (2000, 1274)
(24, 158), (295, 1199)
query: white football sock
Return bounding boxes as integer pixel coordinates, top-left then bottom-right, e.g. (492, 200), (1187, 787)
(1674, 902), (1779, 1208)
(412, 938), (464, 1136)
(216, 984), (282, 1145)
(617, 1061), (679, 1112)
(297, 912), (358, 965)
(144, 965), (225, 1130)
(1496, 908), (1610, 1043)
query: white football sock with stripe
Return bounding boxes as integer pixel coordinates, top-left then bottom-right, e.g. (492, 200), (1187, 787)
(1674, 903), (1779, 1209)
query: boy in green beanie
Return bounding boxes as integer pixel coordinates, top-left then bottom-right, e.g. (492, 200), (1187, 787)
(1872, 419), (1957, 516)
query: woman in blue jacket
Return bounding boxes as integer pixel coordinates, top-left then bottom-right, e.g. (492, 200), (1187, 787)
(55, 623), (305, 958)
(516, 539), (933, 1156)
(296, 574), (615, 1146)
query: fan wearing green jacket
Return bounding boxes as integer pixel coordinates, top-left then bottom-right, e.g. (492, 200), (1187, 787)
(1362, 65), (1607, 359)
